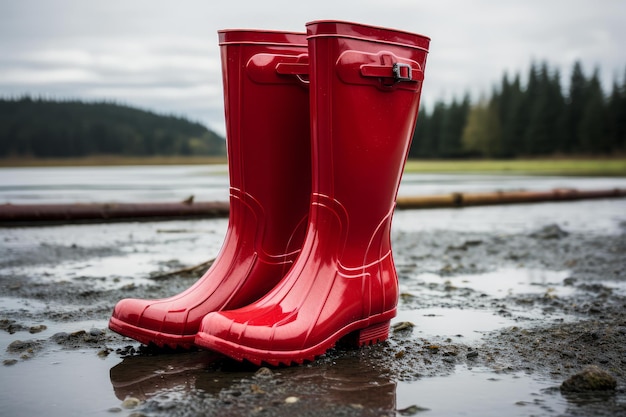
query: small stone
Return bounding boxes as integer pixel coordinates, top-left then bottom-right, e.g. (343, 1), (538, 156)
(254, 367), (274, 378)
(121, 397), (141, 409)
(397, 404), (430, 415)
(560, 365), (617, 392)
(3, 359), (18, 366)
(89, 328), (104, 337)
(51, 332), (69, 343)
(531, 224), (569, 239)
(29, 325), (47, 334)
(7, 340), (39, 353)
(98, 348), (112, 358)
(392, 321), (415, 333)
(107, 407), (123, 413)
(466, 350), (479, 359)
(563, 277), (577, 286)
(250, 384), (265, 394)
(284, 396), (299, 404)
(426, 345), (440, 353)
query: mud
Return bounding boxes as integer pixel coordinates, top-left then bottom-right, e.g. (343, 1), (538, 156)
(1, 200), (626, 416)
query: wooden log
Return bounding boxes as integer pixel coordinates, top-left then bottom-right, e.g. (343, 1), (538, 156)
(395, 188), (626, 209)
(1, 188), (624, 225)
(0, 201), (230, 225)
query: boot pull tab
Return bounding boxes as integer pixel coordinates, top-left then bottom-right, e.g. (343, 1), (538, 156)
(275, 62), (310, 85)
(247, 53), (309, 86)
(337, 50), (423, 91)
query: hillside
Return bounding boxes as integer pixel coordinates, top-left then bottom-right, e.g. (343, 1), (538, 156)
(0, 98), (225, 158)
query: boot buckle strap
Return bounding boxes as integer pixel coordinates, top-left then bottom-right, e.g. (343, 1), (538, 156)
(338, 50), (423, 91)
(359, 62), (421, 83)
(392, 63), (413, 82)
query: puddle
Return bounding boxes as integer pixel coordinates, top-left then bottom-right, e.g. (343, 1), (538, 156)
(392, 199), (626, 235)
(416, 268), (575, 298)
(395, 366), (565, 417)
(399, 268), (579, 307)
(0, 296), (50, 312)
(0, 350), (126, 417)
(1, 349), (567, 417)
(394, 308), (516, 343)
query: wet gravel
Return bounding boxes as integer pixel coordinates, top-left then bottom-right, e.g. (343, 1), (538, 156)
(1, 201), (626, 416)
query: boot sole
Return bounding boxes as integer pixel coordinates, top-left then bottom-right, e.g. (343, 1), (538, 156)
(109, 317), (196, 350)
(194, 310), (395, 366)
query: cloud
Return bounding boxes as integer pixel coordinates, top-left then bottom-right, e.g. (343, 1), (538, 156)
(1, 0), (625, 136)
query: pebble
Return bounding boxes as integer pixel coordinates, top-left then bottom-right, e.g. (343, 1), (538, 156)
(7, 340), (39, 353)
(397, 404), (430, 415)
(121, 397), (141, 409)
(254, 367), (274, 379)
(560, 365), (617, 392)
(51, 332), (69, 343)
(29, 325), (47, 334)
(392, 321), (415, 333)
(89, 328), (104, 337)
(466, 350), (479, 359)
(530, 224), (569, 239)
(284, 396), (299, 404)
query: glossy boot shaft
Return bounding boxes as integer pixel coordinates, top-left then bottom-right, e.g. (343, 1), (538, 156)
(109, 30), (311, 349)
(195, 20), (429, 365)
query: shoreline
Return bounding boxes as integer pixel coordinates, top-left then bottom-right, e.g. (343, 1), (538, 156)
(2, 156), (626, 176)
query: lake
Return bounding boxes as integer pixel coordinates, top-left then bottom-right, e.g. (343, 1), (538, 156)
(1, 164), (626, 205)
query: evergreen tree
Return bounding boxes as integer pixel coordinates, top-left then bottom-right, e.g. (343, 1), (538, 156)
(578, 70), (607, 153)
(438, 95), (469, 157)
(500, 74), (525, 157)
(525, 62), (565, 155)
(606, 67), (626, 151)
(606, 80), (622, 152)
(564, 61), (588, 152)
(410, 108), (430, 158)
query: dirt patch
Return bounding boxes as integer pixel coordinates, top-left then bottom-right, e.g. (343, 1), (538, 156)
(1, 210), (625, 416)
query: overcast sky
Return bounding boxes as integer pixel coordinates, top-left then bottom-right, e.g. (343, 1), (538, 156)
(1, 0), (625, 136)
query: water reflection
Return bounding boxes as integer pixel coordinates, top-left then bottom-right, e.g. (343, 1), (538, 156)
(109, 348), (570, 417)
(109, 350), (398, 415)
(110, 350), (223, 401)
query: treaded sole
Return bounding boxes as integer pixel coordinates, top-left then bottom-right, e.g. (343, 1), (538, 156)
(194, 310), (395, 366)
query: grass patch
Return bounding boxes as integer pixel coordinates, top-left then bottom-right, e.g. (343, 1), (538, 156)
(1, 156), (625, 177)
(404, 158), (626, 176)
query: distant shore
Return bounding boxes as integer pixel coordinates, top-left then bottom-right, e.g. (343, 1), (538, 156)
(0, 155), (228, 167)
(1, 156), (625, 177)
(403, 158), (626, 176)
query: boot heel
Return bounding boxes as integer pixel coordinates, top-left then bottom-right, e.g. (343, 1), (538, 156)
(355, 320), (390, 347)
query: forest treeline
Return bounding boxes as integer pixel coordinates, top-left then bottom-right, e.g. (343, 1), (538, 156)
(410, 61), (626, 158)
(2, 60), (625, 160)
(0, 98), (225, 158)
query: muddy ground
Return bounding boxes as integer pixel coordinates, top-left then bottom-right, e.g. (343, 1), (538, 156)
(1, 199), (625, 416)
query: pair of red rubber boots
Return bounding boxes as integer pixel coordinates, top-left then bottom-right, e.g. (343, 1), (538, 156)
(109, 20), (430, 366)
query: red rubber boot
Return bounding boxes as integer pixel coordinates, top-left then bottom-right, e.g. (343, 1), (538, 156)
(195, 20), (430, 365)
(109, 30), (311, 349)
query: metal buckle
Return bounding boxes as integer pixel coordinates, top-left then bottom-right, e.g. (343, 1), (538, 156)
(392, 63), (412, 82)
